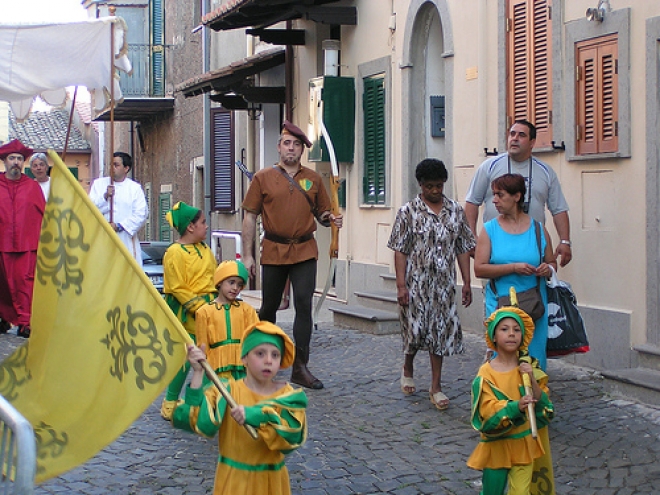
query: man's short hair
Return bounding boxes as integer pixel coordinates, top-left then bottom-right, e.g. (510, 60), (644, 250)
(113, 152), (133, 171)
(513, 120), (537, 140)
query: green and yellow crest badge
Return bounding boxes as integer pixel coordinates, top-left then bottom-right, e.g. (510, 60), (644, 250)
(299, 178), (313, 191)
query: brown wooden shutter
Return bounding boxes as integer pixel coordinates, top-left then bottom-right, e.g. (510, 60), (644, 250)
(507, 0), (529, 129)
(532, 0), (552, 147)
(599, 39), (618, 153)
(576, 34), (618, 155)
(506, 0), (553, 147)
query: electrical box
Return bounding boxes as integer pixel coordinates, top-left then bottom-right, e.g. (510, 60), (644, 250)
(430, 95), (445, 137)
(308, 76), (355, 162)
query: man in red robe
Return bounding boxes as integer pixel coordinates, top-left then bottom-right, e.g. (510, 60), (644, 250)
(0, 139), (45, 338)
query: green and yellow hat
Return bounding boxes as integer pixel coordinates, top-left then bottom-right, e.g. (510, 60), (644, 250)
(165, 201), (200, 236)
(484, 293), (535, 351)
(241, 321), (295, 369)
(214, 260), (249, 287)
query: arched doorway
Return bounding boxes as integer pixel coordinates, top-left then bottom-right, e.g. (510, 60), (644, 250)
(401, 0), (454, 200)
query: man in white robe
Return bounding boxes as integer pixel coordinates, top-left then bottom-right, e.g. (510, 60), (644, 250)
(89, 152), (148, 267)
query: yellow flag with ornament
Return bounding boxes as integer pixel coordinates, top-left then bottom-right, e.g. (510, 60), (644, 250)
(0, 151), (190, 483)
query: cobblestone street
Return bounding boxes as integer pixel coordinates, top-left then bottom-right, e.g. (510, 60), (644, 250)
(2, 310), (660, 494)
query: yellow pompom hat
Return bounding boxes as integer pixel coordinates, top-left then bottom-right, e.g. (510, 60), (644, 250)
(241, 321), (295, 369)
(214, 260), (249, 287)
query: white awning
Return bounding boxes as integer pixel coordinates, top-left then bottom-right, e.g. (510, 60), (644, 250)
(0, 17), (131, 121)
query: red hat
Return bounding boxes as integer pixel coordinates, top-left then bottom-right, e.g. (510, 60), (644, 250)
(0, 140), (33, 160)
(281, 120), (312, 148)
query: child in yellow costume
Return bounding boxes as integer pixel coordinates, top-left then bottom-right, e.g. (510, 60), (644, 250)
(195, 260), (259, 380)
(160, 202), (217, 420)
(467, 301), (555, 495)
(173, 321), (307, 495)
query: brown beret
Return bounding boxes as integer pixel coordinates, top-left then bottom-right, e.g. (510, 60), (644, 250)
(0, 139), (33, 161)
(281, 120), (312, 148)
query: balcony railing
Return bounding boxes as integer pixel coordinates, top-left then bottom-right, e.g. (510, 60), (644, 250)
(119, 44), (166, 98)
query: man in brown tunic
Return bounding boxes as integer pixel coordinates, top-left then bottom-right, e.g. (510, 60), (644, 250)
(242, 121), (343, 389)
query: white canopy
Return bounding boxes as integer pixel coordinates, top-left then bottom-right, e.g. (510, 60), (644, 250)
(0, 17), (131, 121)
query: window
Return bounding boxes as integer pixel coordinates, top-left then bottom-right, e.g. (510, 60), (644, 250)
(158, 192), (171, 242)
(144, 182), (152, 241)
(362, 74), (386, 205)
(506, 0), (553, 148)
(151, 0), (165, 96)
(565, 7), (629, 160)
(211, 108), (235, 212)
(575, 34), (618, 155)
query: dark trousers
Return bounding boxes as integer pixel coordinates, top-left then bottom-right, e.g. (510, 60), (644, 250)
(259, 259), (317, 348)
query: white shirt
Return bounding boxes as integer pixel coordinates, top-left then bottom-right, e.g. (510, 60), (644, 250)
(37, 177), (50, 200)
(89, 176), (148, 267)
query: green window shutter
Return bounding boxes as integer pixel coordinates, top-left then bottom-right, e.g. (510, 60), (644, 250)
(144, 182), (152, 241)
(158, 192), (171, 242)
(151, 0), (165, 97)
(362, 75), (385, 205)
(211, 108), (235, 212)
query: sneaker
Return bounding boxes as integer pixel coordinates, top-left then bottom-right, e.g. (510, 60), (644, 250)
(17, 325), (31, 338)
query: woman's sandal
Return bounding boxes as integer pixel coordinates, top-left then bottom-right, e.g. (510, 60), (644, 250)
(400, 372), (416, 395)
(278, 295), (290, 311)
(429, 390), (450, 410)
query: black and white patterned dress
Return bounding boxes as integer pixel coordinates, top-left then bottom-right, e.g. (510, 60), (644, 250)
(388, 195), (475, 355)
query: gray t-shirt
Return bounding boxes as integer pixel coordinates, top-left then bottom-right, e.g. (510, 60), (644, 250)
(465, 153), (569, 224)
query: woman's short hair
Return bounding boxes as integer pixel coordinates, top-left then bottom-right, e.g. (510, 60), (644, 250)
(491, 173), (526, 209)
(415, 158), (448, 183)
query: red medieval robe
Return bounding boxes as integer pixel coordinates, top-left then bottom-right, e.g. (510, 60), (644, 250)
(0, 173), (45, 326)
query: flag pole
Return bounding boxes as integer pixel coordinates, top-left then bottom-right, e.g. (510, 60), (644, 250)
(108, 6), (116, 224)
(62, 86), (78, 161)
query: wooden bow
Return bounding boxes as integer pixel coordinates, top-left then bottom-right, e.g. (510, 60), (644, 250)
(313, 111), (340, 329)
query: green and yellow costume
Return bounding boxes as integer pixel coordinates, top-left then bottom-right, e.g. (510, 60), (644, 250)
(174, 379), (306, 495)
(195, 302), (259, 379)
(467, 306), (556, 495)
(173, 322), (307, 495)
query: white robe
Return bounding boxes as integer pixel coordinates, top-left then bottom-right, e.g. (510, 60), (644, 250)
(89, 176), (148, 268)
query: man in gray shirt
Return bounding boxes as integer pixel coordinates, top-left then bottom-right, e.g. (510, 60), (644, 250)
(465, 120), (572, 266)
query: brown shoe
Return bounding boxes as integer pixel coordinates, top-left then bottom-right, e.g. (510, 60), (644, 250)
(290, 346), (324, 389)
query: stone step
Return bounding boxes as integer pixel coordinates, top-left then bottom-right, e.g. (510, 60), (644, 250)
(329, 304), (400, 335)
(634, 344), (660, 371)
(601, 367), (660, 406)
(379, 272), (397, 291)
(354, 290), (398, 312)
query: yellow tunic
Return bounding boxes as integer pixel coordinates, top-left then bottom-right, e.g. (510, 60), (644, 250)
(163, 242), (217, 334)
(174, 379), (307, 495)
(195, 301), (259, 379)
(467, 362), (554, 470)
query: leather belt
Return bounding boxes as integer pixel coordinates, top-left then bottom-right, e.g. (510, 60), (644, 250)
(264, 232), (313, 245)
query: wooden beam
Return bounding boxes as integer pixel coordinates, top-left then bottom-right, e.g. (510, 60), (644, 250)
(246, 28), (305, 45)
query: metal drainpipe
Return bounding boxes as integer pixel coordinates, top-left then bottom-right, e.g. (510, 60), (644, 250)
(285, 20), (293, 120)
(203, 0), (212, 244)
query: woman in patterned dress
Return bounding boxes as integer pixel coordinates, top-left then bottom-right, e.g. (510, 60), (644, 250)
(387, 159), (476, 410)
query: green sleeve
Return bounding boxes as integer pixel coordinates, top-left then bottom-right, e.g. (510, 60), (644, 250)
(172, 381), (229, 438)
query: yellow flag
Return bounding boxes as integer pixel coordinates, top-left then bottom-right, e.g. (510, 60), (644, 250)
(0, 151), (190, 483)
